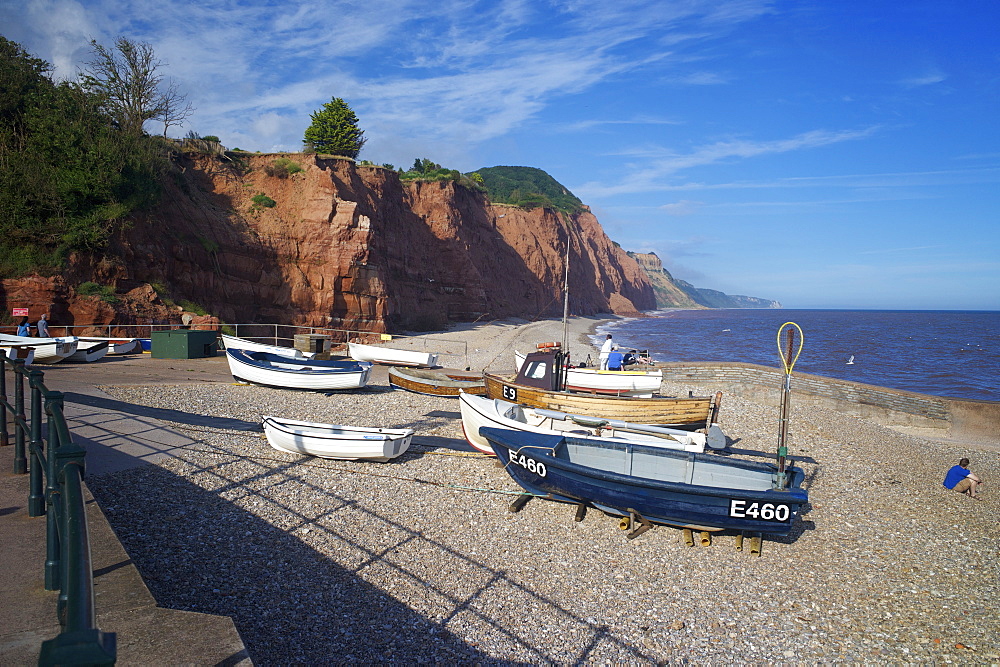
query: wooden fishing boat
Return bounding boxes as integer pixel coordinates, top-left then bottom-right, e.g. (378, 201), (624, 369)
(514, 349), (662, 396)
(0, 345), (35, 366)
(226, 349), (372, 390)
(459, 392), (716, 455)
(65, 340), (109, 363)
(348, 341), (438, 368)
(388, 366), (486, 397)
(262, 416), (413, 461)
(222, 333), (313, 359)
(479, 426), (807, 535)
(486, 348), (720, 428)
(0, 334), (78, 364)
(79, 337), (141, 355)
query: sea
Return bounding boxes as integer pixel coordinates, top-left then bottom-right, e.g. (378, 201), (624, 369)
(590, 309), (1000, 402)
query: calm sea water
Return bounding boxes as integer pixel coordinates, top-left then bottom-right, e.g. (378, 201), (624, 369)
(592, 310), (1000, 402)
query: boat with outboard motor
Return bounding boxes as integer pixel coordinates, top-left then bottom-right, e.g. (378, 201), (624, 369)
(486, 347), (720, 429)
(514, 347), (662, 396)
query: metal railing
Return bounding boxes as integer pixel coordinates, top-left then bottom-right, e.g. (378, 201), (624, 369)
(1, 353), (116, 665)
(2, 322), (471, 367)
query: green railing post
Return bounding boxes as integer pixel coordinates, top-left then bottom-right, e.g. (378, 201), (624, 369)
(44, 391), (65, 592)
(1, 351), (8, 449)
(13, 358), (27, 474)
(28, 368), (46, 516)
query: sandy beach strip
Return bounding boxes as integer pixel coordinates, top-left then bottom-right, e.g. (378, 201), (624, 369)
(85, 315), (999, 664)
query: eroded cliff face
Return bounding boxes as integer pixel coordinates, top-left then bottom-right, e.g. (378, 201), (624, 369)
(2, 153), (654, 332)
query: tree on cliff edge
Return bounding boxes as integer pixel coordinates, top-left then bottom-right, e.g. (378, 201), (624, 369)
(303, 97), (366, 158)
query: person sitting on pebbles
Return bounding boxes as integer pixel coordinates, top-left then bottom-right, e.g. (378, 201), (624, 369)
(943, 458), (984, 500)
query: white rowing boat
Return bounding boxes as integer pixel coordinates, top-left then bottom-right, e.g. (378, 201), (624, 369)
(263, 416), (413, 461)
(226, 349), (371, 390)
(0, 334), (78, 364)
(348, 341), (438, 368)
(222, 334), (313, 359)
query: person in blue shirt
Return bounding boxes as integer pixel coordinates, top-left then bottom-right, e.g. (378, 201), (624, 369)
(943, 458), (983, 499)
(16, 317), (30, 337)
(606, 350), (624, 371)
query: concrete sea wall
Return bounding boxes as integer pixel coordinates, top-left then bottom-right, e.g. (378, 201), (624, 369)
(657, 362), (1000, 446)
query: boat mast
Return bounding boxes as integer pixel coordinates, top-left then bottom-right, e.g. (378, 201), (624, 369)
(561, 236), (570, 353)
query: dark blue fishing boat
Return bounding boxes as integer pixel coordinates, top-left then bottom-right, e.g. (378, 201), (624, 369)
(480, 426), (808, 535)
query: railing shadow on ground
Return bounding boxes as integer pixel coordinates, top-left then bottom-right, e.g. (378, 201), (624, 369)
(86, 435), (659, 664)
(1, 357), (115, 665)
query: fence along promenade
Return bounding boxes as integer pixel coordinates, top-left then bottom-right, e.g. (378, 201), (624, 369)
(1, 353), (116, 664)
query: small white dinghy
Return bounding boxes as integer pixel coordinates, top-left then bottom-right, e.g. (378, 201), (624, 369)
(262, 416), (414, 461)
(0, 334), (78, 364)
(222, 334), (313, 359)
(348, 341), (438, 368)
(226, 349), (372, 390)
(66, 340), (109, 363)
(79, 337), (141, 355)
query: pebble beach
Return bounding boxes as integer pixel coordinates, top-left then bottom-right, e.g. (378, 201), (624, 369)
(84, 316), (999, 665)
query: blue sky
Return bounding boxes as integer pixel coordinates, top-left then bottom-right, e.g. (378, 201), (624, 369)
(4, 0), (999, 310)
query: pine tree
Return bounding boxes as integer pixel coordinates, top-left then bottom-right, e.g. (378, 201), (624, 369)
(302, 97), (366, 158)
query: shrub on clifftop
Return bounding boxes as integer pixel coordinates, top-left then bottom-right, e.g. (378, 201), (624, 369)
(302, 97), (366, 158)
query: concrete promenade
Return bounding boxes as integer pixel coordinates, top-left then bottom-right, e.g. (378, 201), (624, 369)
(0, 354), (251, 665)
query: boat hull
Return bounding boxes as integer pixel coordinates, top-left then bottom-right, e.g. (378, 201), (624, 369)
(459, 392), (706, 455)
(480, 427), (807, 535)
(226, 349), (371, 390)
(349, 342), (438, 368)
(263, 417), (413, 461)
(66, 341), (110, 363)
(389, 367), (486, 397)
(222, 334), (311, 359)
(79, 338), (140, 355)
(484, 373), (716, 427)
(0, 335), (78, 364)
(1, 346), (35, 365)
(515, 350), (662, 396)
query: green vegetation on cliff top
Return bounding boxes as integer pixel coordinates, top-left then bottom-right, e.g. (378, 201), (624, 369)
(0, 36), (165, 276)
(472, 166), (584, 215)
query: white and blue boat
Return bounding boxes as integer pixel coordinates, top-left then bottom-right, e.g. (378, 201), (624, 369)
(226, 349), (372, 390)
(479, 426), (808, 535)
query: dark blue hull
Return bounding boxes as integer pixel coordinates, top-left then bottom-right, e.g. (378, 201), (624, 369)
(480, 427), (808, 535)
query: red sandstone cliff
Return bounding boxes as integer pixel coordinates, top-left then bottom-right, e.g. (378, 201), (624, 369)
(1, 153), (654, 333)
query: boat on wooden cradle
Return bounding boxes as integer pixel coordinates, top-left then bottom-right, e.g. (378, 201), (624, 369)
(514, 348), (663, 397)
(348, 341), (438, 368)
(486, 348), (721, 429)
(459, 392), (720, 455)
(262, 416), (414, 461)
(226, 349), (372, 390)
(221, 333), (313, 359)
(479, 426), (808, 536)
(1, 345), (35, 366)
(65, 340), (109, 363)
(0, 334), (78, 364)
(79, 337), (141, 355)
(388, 366), (486, 397)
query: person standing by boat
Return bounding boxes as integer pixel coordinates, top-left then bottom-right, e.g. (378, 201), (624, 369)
(35, 313), (50, 338)
(943, 458), (983, 499)
(599, 334), (617, 370)
(16, 316), (30, 337)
